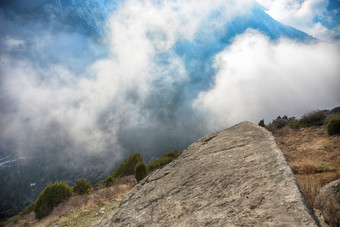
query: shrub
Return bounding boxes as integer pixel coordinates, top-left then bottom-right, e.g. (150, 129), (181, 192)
(290, 110), (327, 129)
(73, 178), (92, 195)
(300, 110), (326, 127)
(148, 150), (181, 172)
(104, 176), (115, 187)
(148, 156), (173, 172)
(291, 121), (303, 129)
(258, 119), (265, 127)
(93, 182), (102, 188)
(161, 150), (180, 159)
(327, 118), (340, 135)
(111, 153), (145, 178)
(134, 161), (147, 183)
(34, 181), (73, 219)
(275, 119), (289, 129)
(266, 116), (294, 132)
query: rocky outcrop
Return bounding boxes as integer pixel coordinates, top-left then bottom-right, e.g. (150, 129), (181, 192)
(95, 121), (319, 226)
(315, 179), (340, 227)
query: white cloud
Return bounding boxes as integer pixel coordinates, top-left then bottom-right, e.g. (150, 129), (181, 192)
(3, 37), (25, 50)
(256, 0), (339, 41)
(194, 30), (340, 130)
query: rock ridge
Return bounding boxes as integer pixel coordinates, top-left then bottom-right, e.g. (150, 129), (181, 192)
(94, 121), (320, 226)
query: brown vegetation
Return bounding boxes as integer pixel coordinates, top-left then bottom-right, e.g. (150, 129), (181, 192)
(4, 176), (136, 227)
(273, 123), (340, 226)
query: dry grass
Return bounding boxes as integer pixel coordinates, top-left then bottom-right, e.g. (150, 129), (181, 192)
(323, 194), (340, 227)
(274, 125), (340, 174)
(273, 124), (340, 226)
(296, 172), (340, 207)
(4, 176), (136, 227)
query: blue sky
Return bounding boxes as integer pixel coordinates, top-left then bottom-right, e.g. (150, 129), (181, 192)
(0, 0), (339, 165)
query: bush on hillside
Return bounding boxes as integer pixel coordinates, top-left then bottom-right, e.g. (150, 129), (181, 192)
(34, 181), (73, 219)
(134, 161), (147, 183)
(111, 153), (145, 178)
(258, 119), (265, 127)
(161, 150), (180, 159)
(327, 118), (340, 135)
(148, 156), (173, 172)
(266, 116), (295, 132)
(93, 181), (102, 188)
(73, 178), (92, 195)
(299, 110), (326, 127)
(291, 121), (303, 129)
(273, 119), (289, 129)
(104, 176), (115, 187)
(148, 150), (181, 172)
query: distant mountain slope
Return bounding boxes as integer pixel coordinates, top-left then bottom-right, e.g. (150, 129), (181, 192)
(174, 3), (312, 91)
(229, 5), (312, 41)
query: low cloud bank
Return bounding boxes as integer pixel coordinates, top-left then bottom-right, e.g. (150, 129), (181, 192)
(194, 30), (340, 130)
(0, 0), (339, 170)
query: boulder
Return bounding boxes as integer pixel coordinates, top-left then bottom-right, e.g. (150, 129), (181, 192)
(95, 122), (319, 226)
(314, 179), (340, 227)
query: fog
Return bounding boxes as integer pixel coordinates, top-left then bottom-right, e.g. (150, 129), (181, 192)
(0, 0), (339, 172)
(195, 30), (340, 129)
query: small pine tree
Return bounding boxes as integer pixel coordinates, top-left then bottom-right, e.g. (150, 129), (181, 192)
(73, 178), (92, 195)
(161, 150), (180, 159)
(104, 176), (115, 187)
(112, 153), (145, 178)
(258, 119), (265, 127)
(327, 118), (340, 135)
(134, 161), (147, 183)
(34, 181), (72, 219)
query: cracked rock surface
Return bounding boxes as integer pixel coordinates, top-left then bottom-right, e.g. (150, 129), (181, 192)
(94, 122), (319, 227)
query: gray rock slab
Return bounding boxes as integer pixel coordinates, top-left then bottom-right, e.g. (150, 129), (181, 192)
(315, 179), (340, 226)
(94, 121), (320, 227)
